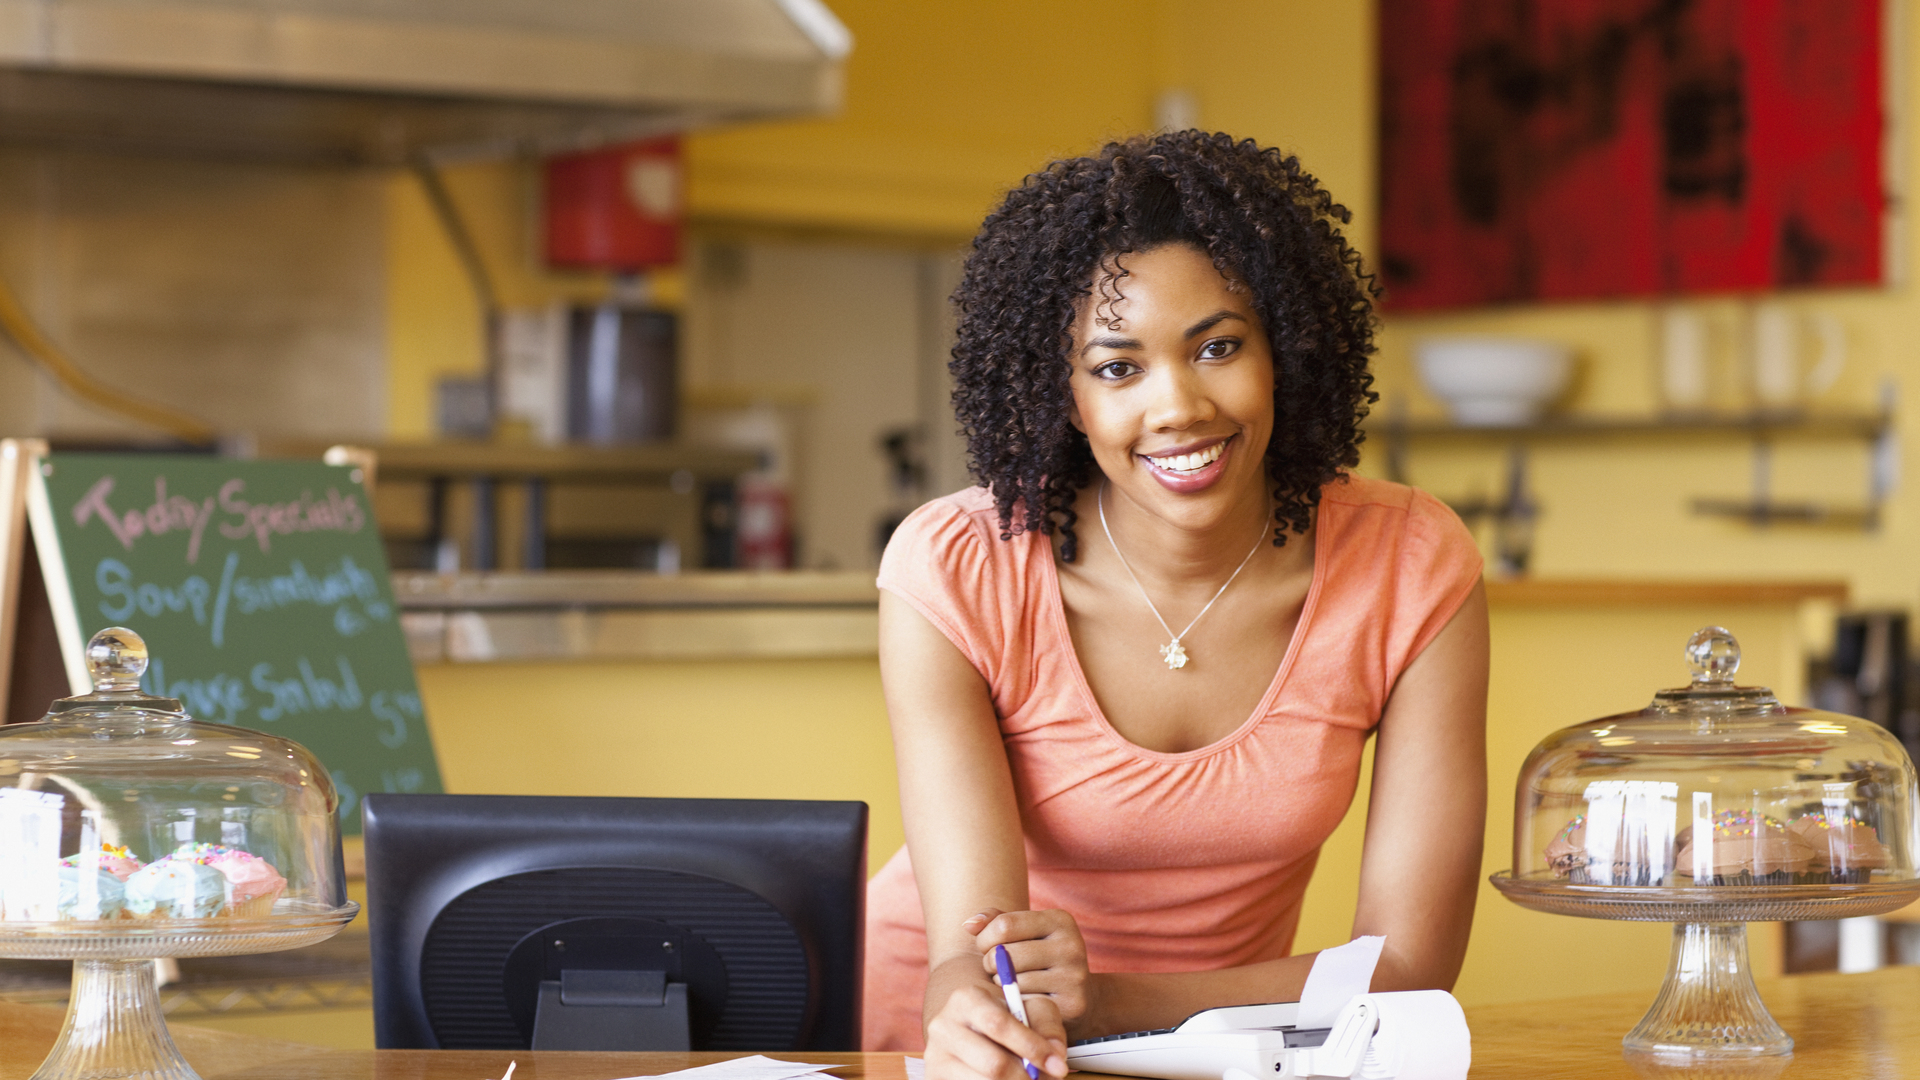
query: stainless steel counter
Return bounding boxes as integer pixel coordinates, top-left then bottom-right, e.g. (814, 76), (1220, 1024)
(394, 570), (879, 662)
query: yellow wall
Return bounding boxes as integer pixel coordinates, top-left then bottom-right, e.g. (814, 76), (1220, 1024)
(415, 657), (904, 872)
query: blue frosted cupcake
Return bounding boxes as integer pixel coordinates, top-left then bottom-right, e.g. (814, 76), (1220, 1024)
(56, 865), (125, 919)
(124, 857), (226, 918)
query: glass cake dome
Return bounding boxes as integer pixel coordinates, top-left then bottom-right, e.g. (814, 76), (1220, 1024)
(1494, 626), (1920, 1061)
(0, 626), (358, 1080)
(1503, 625), (1919, 909)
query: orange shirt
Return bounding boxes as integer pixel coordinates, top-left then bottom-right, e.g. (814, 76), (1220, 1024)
(864, 475), (1481, 1050)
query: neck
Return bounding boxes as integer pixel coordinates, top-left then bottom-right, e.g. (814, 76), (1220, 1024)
(1094, 476), (1275, 588)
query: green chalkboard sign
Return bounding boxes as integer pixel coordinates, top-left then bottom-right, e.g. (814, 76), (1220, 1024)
(25, 453), (442, 832)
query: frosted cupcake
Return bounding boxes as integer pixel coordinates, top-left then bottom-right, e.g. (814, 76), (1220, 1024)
(56, 865), (125, 920)
(1544, 815), (1589, 877)
(123, 857), (227, 918)
(172, 844), (286, 917)
(1545, 814), (1675, 885)
(1788, 812), (1892, 883)
(1675, 811), (1818, 885)
(61, 843), (144, 882)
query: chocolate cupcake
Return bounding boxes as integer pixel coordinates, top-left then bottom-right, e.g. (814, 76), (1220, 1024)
(1788, 812), (1891, 884)
(1674, 811), (1817, 885)
(1546, 814), (1673, 885)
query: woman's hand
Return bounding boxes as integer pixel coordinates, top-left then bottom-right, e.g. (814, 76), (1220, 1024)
(925, 956), (1069, 1080)
(966, 908), (1098, 1034)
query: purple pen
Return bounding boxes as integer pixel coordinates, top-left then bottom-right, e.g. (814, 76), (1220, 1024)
(992, 945), (1042, 1080)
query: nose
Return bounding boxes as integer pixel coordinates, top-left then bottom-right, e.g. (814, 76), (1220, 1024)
(1143, 363), (1216, 432)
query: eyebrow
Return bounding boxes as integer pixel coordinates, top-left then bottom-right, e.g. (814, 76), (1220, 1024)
(1080, 334), (1142, 355)
(1184, 310), (1245, 338)
(1080, 311), (1248, 357)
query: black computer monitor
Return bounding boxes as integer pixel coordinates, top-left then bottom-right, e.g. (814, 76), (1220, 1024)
(363, 793), (867, 1052)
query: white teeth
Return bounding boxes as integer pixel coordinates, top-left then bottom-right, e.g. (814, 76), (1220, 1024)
(1147, 441), (1225, 472)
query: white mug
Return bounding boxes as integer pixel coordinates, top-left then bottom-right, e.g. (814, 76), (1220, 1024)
(1658, 307), (1712, 411)
(1750, 304), (1845, 409)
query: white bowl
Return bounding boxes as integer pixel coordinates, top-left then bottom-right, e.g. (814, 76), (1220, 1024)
(1415, 338), (1573, 426)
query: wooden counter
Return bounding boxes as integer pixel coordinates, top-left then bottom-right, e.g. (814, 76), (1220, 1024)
(8, 967), (1920, 1078)
(392, 572), (1840, 664)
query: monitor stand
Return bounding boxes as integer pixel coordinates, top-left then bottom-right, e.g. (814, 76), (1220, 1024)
(532, 969), (691, 1050)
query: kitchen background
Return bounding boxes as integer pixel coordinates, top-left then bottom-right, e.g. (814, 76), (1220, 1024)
(0, 0), (1915, 1049)
(2, 2), (1910, 600)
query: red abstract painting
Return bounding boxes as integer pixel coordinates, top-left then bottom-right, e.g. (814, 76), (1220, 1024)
(1377, 0), (1883, 311)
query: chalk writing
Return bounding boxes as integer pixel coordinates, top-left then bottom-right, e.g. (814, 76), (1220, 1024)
(144, 657), (249, 726)
(250, 656), (363, 722)
(72, 476), (219, 563)
(369, 690), (419, 749)
(67, 474), (365, 562)
(94, 554), (389, 649)
(217, 480), (364, 554)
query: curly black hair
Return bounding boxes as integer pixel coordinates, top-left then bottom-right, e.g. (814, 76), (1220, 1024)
(949, 130), (1380, 561)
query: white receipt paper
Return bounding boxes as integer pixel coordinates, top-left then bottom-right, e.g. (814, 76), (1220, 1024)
(1297, 934), (1385, 1029)
(904, 1057), (926, 1080)
(609, 1055), (845, 1080)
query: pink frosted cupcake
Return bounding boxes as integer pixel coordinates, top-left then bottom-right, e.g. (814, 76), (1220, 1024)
(61, 842), (144, 882)
(172, 844), (286, 917)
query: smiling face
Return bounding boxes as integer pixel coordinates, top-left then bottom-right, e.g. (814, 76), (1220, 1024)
(1068, 242), (1275, 532)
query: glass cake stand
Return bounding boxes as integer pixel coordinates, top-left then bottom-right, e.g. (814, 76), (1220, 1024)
(1491, 874), (1920, 1058)
(0, 628), (360, 1080)
(1496, 627), (1920, 1061)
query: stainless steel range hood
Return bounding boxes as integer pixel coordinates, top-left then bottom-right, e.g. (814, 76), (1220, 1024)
(0, 0), (850, 163)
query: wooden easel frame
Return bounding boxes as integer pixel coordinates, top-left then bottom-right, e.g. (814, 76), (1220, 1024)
(0, 438), (42, 710)
(0, 437), (92, 715)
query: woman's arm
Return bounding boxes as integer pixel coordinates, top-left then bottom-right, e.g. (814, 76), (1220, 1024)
(1350, 578), (1489, 990)
(980, 580), (1490, 1035)
(881, 590), (1069, 1080)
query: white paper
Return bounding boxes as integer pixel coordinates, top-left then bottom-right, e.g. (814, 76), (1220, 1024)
(608, 1054), (844, 1080)
(1298, 935), (1385, 1029)
(1355, 990), (1470, 1080)
(904, 1057), (925, 1080)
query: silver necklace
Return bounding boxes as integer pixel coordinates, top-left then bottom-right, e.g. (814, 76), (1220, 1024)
(1097, 481), (1268, 671)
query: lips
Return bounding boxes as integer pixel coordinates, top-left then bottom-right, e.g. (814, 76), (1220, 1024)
(1138, 435), (1234, 492)
(1143, 439), (1227, 473)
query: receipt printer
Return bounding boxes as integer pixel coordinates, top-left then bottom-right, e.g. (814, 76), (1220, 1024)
(1064, 991), (1470, 1080)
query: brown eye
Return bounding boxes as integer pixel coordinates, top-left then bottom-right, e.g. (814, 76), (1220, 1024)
(1200, 338), (1239, 359)
(1095, 361), (1141, 380)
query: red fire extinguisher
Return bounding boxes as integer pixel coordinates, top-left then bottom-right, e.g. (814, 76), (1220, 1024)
(544, 137), (683, 270)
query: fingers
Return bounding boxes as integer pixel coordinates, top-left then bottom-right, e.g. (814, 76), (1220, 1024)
(925, 983), (1068, 1080)
(971, 910), (1093, 1024)
(1022, 994), (1070, 1063)
(972, 909), (1075, 951)
(961, 907), (1006, 936)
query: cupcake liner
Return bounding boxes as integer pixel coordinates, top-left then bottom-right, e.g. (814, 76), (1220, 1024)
(224, 884), (284, 918)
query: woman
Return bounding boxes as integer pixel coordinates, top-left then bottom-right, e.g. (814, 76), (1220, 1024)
(868, 131), (1488, 1080)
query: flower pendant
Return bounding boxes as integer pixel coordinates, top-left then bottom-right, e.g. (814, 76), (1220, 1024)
(1159, 640), (1189, 670)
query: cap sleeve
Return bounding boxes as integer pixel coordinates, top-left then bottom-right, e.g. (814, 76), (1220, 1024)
(1291, 477), (1483, 731)
(1383, 487), (1484, 693)
(876, 494), (1007, 683)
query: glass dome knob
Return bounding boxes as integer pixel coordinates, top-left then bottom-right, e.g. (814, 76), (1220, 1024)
(85, 627), (148, 693)
(1685, 625), (1740, 685)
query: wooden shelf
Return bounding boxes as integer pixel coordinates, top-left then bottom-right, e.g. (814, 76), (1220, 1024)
(261, 439), (763, 483)
(1373, 407), (1897, 533)
(1366, 408), (1890, 443)
(1485, 578), (1848, 606)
